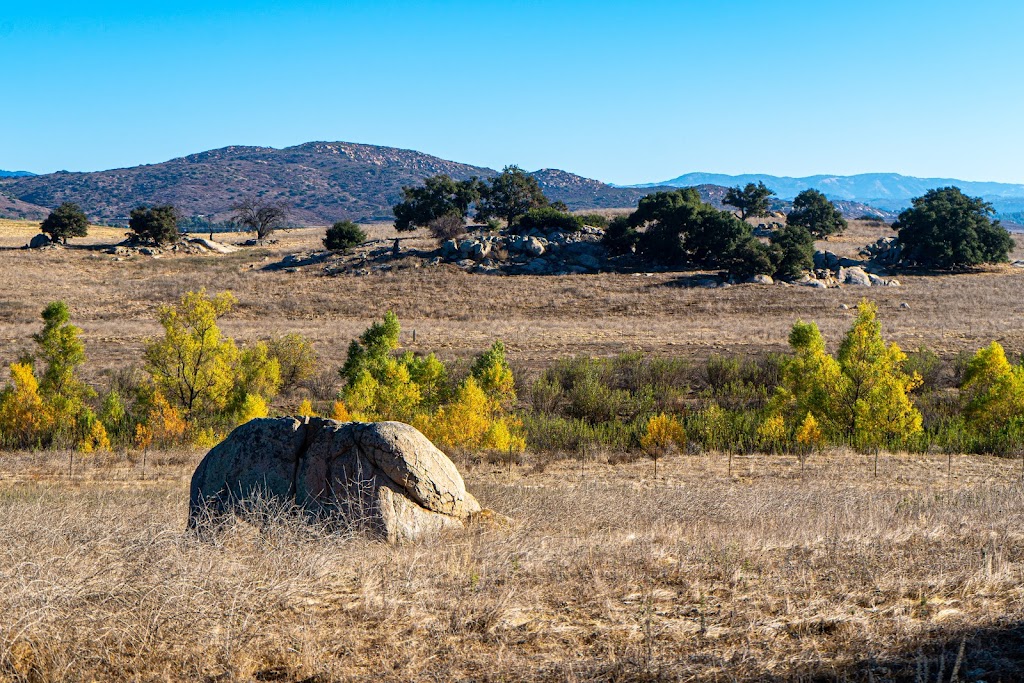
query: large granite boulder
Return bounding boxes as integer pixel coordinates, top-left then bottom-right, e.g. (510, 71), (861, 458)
(189, 418), (481, 542)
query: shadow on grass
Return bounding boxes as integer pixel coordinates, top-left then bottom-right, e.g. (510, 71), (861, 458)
(832, 620), (1024, 683)
(659, 272), (725, 289)
(578, 620), (1024, 682)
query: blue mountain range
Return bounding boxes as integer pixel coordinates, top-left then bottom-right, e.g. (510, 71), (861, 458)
(629, 172), (1024, 219)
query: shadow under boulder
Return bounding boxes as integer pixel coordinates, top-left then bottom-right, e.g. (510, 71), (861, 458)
(189, 417), (481, 542)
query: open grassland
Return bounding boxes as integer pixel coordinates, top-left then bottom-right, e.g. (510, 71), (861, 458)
(3, 220), (1024, 680)
(1, 219), (1023, 384)
(2, 450), (1024, 681)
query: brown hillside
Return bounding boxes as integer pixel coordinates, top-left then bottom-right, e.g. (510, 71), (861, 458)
(0, 142), (677, 225)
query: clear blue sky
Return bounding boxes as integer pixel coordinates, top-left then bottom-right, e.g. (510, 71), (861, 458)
(2, 1), (1023, 184)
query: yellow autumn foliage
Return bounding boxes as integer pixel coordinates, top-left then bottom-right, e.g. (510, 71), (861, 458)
(148, 393), (187, 447)
(795, 412), (823, 450)
(236, 394), (269, 423)
(0, 363), (52, 448)
(329, 400), (352, 422)
(961, 341), (1024, 441)
(772, 300), (922, 450)
(757, 413), (787, 451)
(296, 398), (316, 417)
(640, 413), (686, 454)
(413, 377), (524, 452)
(134, 423), (154, 451)
(192, 427), (221, 449)
(79, 420), (111, 454)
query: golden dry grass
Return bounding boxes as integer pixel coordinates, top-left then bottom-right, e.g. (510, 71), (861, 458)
(1, 450), (1023, 681)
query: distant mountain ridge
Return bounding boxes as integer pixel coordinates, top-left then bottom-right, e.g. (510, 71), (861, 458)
(0, 142), (672, 225)
(632, 172), (1024, 218)
(2, 144), (971, 225)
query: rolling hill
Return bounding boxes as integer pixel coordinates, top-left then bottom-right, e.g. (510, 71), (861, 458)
(0, 143), (671, 225)
(0, 170), (35, 178)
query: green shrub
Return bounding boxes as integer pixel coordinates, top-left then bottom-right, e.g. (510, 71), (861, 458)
(904, 347), (943, 391)
(129, 205), (180, 246)
(770, 224), (815, 280)
(520, 412), (642, 453)
(512, 207), (584, 234)
(323, 221), (367, 251)
(268, 333), (319, 393)
(576, 213), (610, 228)
(727, 237), (779, 280)
(602, 216), (640, 256)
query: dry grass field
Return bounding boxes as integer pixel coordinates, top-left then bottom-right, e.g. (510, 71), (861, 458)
(1, 219), (1023, 381)
(2, 219), (1024, 681)
(1, 450), (1023, 681)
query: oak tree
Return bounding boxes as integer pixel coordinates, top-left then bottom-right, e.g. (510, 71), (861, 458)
(723, 181), (775, 220)
(786, 189), (847, 238)
(476, 165), (549, 226)
(40, 202), (89, 244)
(893, 187), (1013, 268)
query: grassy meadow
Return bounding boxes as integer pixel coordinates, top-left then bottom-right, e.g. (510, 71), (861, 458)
(1, 219), (1024, 681)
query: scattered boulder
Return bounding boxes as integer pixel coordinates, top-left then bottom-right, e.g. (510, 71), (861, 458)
(747, 274), (774, 285)
(469, 240), (491, 261)
(522, 236), (546, 257)
(441, 239), (459, 260)
(27, 233), (53, 249)
(520, 259), (553, 275)
(862, 236), (902, 267)
(813, 250), (841, 270)
(436, 227), (605, 275)
(188, 237), (239, 254)
(189, 418), (482, 542)
(841, 266), (872, 287)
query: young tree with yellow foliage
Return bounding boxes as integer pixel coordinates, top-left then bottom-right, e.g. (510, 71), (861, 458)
(338, 312), (424, 421)
(0, 302), (96, 449)
(145, 290), (239, 423)
(961, 341), (1024, 452)
(0, 363), (52, 448)
(640, 412), (685, 478)
(835, 301), (922, 449)
(413, 377), (524, 453)
(768, 300), (922, 451)
(144, 289), (281, 439)
(471, 341), (517, 408)
(34, 301), (93, 413)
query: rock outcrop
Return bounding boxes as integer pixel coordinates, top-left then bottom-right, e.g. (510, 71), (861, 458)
(436, 225), (607, 275)
(189, 418), (481, 542)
